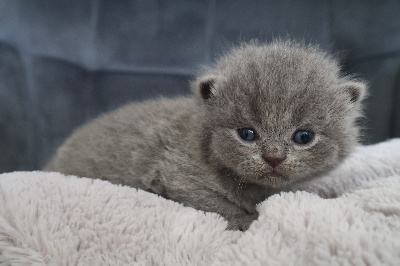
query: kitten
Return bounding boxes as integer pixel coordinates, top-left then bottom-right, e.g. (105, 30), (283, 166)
(45, 40), (367, 230)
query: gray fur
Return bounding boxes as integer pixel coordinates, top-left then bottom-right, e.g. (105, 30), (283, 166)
(45, 40), (367, 230)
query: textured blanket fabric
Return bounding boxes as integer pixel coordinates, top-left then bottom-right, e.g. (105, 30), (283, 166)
(1, 139), (400, 265)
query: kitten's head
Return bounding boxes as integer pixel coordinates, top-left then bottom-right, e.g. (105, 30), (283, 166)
(192, 40), (367, 188)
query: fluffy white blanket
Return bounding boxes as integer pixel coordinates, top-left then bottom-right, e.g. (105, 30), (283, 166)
(1, 139), (400, 265)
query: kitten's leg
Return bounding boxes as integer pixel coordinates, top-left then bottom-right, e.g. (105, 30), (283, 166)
(226, 212), (259, 231)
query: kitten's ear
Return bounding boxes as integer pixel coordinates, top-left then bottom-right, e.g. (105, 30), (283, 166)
(340, 81), (367, 106)
(200, 78), (215, 100)
(192, 74), (218, 101)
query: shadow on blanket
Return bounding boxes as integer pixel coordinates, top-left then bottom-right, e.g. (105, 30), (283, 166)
(1, 139), (400, 265)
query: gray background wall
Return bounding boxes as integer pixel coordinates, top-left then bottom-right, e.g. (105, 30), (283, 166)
(1, 0), (400, 173)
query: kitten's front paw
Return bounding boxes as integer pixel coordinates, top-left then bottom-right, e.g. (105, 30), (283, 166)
(226, 213), (259, 231)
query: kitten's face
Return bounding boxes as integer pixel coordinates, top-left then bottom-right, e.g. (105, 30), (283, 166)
(194, 42), (366, 188)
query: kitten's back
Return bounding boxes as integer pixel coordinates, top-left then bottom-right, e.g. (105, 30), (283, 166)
(45, 97), (196, 187)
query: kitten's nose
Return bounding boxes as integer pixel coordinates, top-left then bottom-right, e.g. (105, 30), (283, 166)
(262, 155), (286, 168)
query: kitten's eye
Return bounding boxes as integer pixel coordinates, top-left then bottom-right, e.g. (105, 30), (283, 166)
(237, 128), (256, 141)
(293, 130), (314, 145)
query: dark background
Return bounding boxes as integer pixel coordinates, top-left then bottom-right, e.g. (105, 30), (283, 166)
(1, 0), (399, 173)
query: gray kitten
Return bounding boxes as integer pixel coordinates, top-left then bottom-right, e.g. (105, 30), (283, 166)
(45, 41), (367, 230)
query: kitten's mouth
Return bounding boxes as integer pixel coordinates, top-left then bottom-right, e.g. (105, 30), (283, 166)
(258, 167), (291, 187)
(266, 166), (286, 177)
(268, 171), (287, 180)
